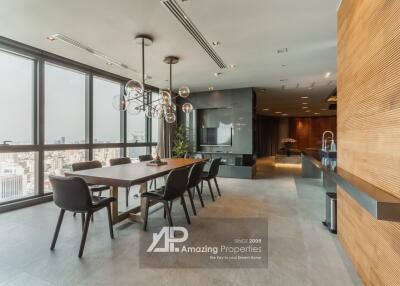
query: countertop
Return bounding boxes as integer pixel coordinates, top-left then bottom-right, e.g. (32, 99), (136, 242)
(302, 149), (400, 222)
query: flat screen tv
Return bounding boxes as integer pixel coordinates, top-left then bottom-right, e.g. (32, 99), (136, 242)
(200, 127), (232, 146)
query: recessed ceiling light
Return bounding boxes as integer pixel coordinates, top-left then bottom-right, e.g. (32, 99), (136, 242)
(301, 106), (309, 109)
(282, 113), (288, 116)
(301, 96), (309, 99)
(302, 102), (308, 105)
(305, 110), (311, 113)
(274, 111), (282, 114)
(314, 112), (320, 115)
(260, 89), (266, 92)
(277, 48), (288, 54)
(46, 36), (56, 41)
(106, 62), (113, 65)
(263, 108), (269, 111)
(229, 64), (236, 69)
(212, 41), (220, 46)
(325, 72), (331, 78)
(321, 108), (327, 111)
(214, 72), (222, 77)
(208, 86), (214, 91)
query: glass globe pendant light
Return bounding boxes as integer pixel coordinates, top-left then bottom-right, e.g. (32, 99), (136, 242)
(112, 94), (128, 111)
(178, 86), (190, 98)
(182, 102), (193, 113)
(153, 104), (165, 119)
(159, 90), (171, 105)
(126, 101), (141, 115)
(165, 112), (176, 124)
(125, 79), (143, 97)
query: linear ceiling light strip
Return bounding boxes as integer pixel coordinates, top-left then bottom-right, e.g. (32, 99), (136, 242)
(51, 33), (139, 74)
(161, 0), (227, 69)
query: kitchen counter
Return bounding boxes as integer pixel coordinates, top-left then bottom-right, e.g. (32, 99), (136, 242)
(301, 149), (400, 222)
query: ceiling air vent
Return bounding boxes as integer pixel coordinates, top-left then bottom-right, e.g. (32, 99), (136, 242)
(277, 48), (288, 54)
(160, 0), (227, 69)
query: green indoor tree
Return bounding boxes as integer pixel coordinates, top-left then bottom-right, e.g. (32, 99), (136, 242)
(172, 124), (190, 158)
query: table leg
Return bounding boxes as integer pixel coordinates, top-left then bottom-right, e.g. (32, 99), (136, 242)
(110, 186), (119, 224)
(128, 182), (147, 223)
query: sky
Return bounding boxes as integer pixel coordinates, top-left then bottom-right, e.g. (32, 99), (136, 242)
(0, 50), (147, 145)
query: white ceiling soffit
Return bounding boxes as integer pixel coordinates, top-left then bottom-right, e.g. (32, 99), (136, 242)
(0, 0), (340, 94)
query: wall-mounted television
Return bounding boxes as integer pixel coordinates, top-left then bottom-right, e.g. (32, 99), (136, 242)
(200, 127), (232, 146)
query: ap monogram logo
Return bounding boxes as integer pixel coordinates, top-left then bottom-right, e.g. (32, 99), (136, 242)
(146, 227), (188, 253)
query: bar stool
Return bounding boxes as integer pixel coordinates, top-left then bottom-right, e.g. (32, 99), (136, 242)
(142, 166), (191, 230)
(49, 175), (115, 258)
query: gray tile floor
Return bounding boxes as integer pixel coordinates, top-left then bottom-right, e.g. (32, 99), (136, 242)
(0, 158), (362, 286)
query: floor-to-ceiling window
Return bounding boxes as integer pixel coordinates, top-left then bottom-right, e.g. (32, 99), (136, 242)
(0, 50), (37, 202)
(0, 39), (158, 208)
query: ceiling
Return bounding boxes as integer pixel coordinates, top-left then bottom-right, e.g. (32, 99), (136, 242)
(0, 0), (340, 116)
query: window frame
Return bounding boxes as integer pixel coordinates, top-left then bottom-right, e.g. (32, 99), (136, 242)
(0, 36), (158, 210)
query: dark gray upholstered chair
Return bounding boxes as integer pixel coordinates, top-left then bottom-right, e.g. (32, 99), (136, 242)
(71, 160), (109, 218)
(49, 175), (115, 258)
(142, 166), (191, 230)
(138, 154), (156, 189)
(201, 158), (222, 201)
(186, 161), (207, 215)
(109, 157), (132, 207)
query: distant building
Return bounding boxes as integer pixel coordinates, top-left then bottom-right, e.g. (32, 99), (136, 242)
(0, 173), (23, 201)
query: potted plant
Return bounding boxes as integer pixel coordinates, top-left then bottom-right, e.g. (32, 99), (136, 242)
(172, 124), (190, 158)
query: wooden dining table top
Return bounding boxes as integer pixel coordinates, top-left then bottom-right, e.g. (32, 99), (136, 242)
(65, 158), (207, 187)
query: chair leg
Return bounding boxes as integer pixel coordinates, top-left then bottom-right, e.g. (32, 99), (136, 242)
(187, 188), (197, 216)
(143, 198), (150, 231)
(195, 185), (205, 208)
(201, 180), (204, 194)
(213, 177), (221, 197)
(73, 212), (76, 217)
(125, 187), (129, 208)
(181, 195), (191, 224)
(50, 209), (65, 250)
(163, 204), (166, 219)
(106, 205), (114, 239)
(78, 211), (92, 258)
(81, 213), (85, 231)
(150, 179), (153, 189)
(207, 180), (215, 201)
(164, 201), (173, 227)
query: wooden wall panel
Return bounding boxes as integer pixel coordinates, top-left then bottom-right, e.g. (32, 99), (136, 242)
(338, 187), (400, 286)
(288, 116), (336, 150)
(338, 1), (400, 285)
(338, 0), (400, 199)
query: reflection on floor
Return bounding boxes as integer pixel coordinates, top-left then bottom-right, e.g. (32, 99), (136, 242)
(0, 157), (362, 286)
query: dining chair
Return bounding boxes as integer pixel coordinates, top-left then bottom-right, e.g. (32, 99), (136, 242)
(71, 160), (109, 218)
(138, 154), (156, 189)
(109, 157), (132, 207)
(186, 161), (207, 215)
(201, 158), (222, 201)
(142, 166), (191, 230)
(49, 175), (115, 258)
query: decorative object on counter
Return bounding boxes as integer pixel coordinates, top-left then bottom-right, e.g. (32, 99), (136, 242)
(172, 124), (190, 158)
(147, 147), (167, 166)
(281, 138), (297, 156)
(112, 34), (193, 123)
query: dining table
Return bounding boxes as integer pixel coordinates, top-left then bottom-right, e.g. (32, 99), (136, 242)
(65, 158), (206, 225)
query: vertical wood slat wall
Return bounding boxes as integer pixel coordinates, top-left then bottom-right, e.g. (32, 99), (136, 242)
(338, 1), (400, 285)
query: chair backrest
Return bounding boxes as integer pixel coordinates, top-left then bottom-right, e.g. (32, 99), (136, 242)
(72, 160), (102, 172)
(188, 161), (206, 188)
(110, 157), (131, 166)
(208, 158), (222, 178)
(139, 154), (153, 162)
(49, 175), (92, 212)
(163, 166), (191, 200)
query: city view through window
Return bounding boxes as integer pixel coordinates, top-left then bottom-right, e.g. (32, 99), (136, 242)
(0, 48), (158, 203)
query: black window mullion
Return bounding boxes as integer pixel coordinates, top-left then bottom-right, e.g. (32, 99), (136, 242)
(121, 84), (127, 157)
(37, 58), (45, 196)
(86, 74), (93, 160)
